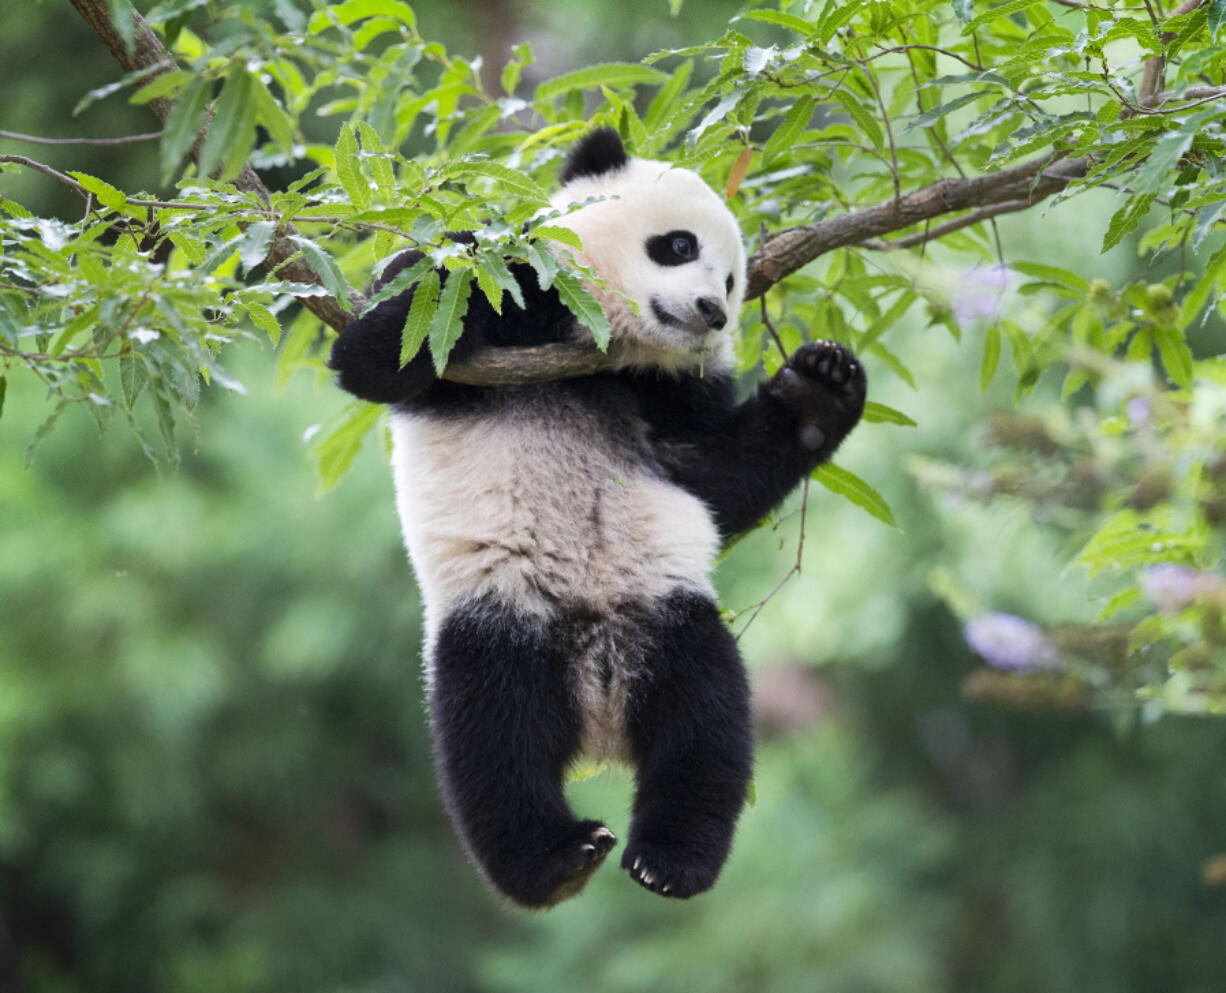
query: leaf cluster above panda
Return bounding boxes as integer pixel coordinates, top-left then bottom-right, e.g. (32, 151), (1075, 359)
(328, 128), (867, 908)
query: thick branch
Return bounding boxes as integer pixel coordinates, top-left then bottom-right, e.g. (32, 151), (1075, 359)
(744, 155), (1089, 299)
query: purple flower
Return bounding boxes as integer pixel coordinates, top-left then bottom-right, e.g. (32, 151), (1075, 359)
(1126, 396), (1152, 426)
(1140, 564), (1205, 613)
(964, 612), (1057, 670)
(952, 264), (1011, 323)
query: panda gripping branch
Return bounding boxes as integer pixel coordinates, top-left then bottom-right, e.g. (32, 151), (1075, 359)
(328, 129), (867, 908)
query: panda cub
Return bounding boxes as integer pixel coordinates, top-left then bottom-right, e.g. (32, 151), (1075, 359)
(328, 129), (866, 908)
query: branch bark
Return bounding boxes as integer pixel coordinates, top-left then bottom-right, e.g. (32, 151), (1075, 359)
(70, 0), (1094, 387)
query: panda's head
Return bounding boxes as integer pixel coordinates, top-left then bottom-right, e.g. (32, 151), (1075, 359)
(550, 128), (746, 372)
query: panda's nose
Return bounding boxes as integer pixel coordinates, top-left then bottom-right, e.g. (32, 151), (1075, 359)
(695, 296), (727, 330)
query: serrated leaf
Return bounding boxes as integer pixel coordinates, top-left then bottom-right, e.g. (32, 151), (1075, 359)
(236, 221), (276, 273)
(252, 75), (296, 156)
(1010, 262), (1088, 291)
(198, 68), (256, 181)
(829, 89), (883, 151)
(242, 301), (283, 345)
(401, 269), (439, 366)
(120, 354), (146, 408)
(1096, 586), (1143, 622)
(1154, 326), (1194, 388)
(535, 62), (668, 102)
(763, 95), (815, 164)
(1102, 194), (1155, 252)
(554, 269), (610, 350)
(307, 0), (417, 33)
(980, 323), (1001, 390)
(68, 171), (128, 212)
(129, 69), (190, 105)
(334, 122), (370, 211)
(450, 161), (552, 202)
(813, 464), (898, 527)
(362, 256), (435, 313)
(482, 254), (526, 310)
(905, 90), (984, 132)
(160, 75), (210, 183)
(862, 401), (917, 426)
(311, 401), (383, 494)
(524, 241), (559, 289)
(964, 0), (1043, 32)
(737, 10), (816, 35)
(531, 225), (583, 250)
(428, 268), (473, 374)
(1209, 0), (1225, 38)
(287, 235), (353, 313)
(474, 264), (503, 314)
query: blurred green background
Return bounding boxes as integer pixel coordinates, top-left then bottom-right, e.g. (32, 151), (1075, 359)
(3, 2), (1226, 992)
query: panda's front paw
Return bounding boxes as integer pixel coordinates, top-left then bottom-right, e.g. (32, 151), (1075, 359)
(766, 341), (867, 453)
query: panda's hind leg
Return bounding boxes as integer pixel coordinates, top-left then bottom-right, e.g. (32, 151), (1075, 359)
(621, 590), (753, 899)
(430, 597), (616, 908)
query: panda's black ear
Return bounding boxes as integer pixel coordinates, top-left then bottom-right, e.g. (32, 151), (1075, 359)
(560, 127), (629, 185)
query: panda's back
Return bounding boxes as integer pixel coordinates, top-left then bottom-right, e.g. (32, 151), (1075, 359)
(389, 379), (720, 638)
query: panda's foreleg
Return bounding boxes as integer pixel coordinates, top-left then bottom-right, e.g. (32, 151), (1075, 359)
(429, 597), (617, 908)
(659, 340), (868, 541)
(621, 590), (753, 899)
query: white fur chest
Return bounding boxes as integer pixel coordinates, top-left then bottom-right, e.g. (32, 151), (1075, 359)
(388, 393), (719, 643)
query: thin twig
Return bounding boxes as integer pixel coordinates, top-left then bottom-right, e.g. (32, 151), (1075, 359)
(759, 294), (788, 362)
(733, 476), (811, 641)
(857, 200), (1032, 250)
(0, 128), (162, 146)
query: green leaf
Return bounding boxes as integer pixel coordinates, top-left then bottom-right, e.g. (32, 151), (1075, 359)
(862, 401), (917, 427)
(241, 301), (283, 345)
(67, 171), (128, 212)
(501, 42), (535, 96)
(531, 225), (583, 251)
(1096, 586), (1143, 622)
(737, 10), (816, 35)
(554, 269), (610, 350)
(1209, 0), (1225, 39)
(236, 221), (276, 273)
(964, 0), (1044, 32)
(428, 268), (474, 374)
(474, 264), (503, 314)
(952, 0), (975, 22)
(287, 235), (353, 313)
(401, 269), (439, 367)
(830, 89), (883, 151)
(311, 401), (383, 495)
(1153, 326), (1194, 388)
(763, 95), (815, 164)
(334, 122), (371, 211)
(0, 375), (6, 421)
(1101, 194), (1155, 252)
(905, 90), (984, 132)
(481, 253), (526, 310)
(362, 256), (435, 313)
(450, 161), (552, 202)
(160, 76), (210, 183)
(197, 67), (256, 181)
(120, 354), (147, 408)
(307, 0), (417, 33)
(129, 69), (190, 105)
(980, 323), (1001, 390)
(813, 464), (898, 527)
(535, 62), (668, 102)
(252, 76), (296, 156)
(1010, 262), (1088, 291)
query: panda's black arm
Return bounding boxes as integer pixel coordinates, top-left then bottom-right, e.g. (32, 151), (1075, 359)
(642, 342), (867, 542)
(328, 241), (575, 405)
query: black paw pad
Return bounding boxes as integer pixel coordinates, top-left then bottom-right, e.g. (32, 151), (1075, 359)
(788, 340), (866, 400)
(545, 824), (617, 905)
(621, 843), (719, 900)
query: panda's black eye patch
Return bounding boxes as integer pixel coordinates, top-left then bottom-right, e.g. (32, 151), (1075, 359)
(725, 273), (734, 295)
(646, 230), (699, 266)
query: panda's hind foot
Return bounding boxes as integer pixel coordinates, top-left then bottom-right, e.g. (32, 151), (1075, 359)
(530, 821), (617, 907)
(621, 841), (720, 900)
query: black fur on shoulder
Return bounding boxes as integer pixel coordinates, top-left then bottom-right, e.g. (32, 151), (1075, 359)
(327, 233), (576, 406)
(559, 127), (630, 185)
